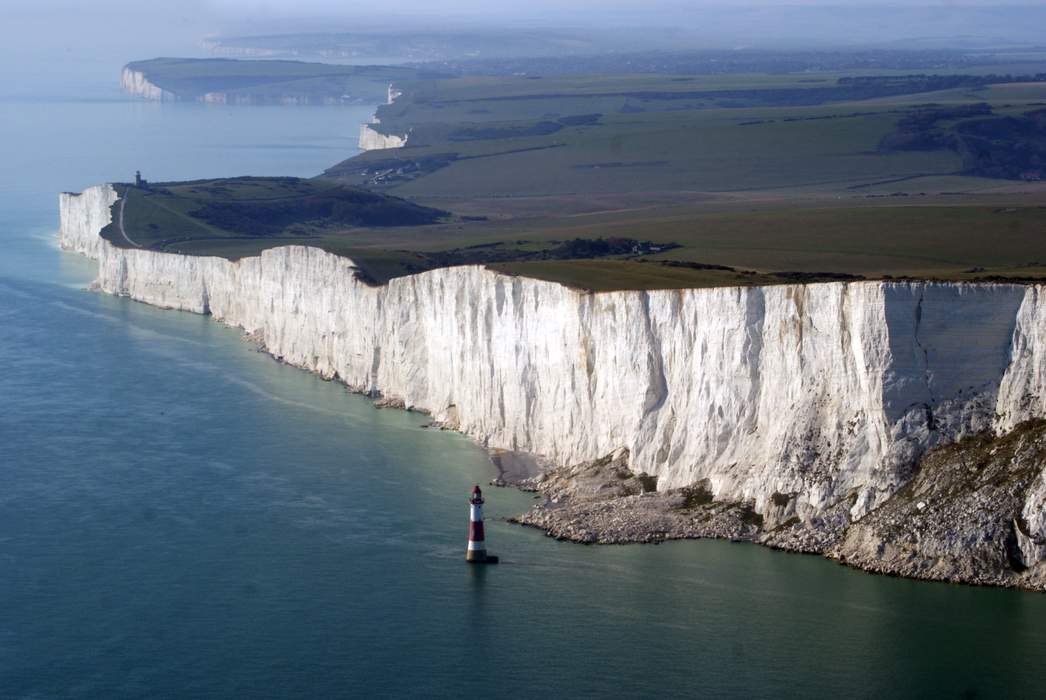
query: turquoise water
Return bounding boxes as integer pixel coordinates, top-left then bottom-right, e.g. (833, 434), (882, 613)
(2, 69), (1046, 700)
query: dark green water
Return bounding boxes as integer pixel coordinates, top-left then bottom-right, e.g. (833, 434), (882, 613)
(1, 63), (1045, 700)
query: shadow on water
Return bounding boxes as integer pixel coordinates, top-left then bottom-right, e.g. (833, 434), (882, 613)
(467, 562), (492, 592)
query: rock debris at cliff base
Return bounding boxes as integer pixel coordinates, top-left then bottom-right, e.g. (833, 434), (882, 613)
(829, 421), (1046, 589)
(511, 427), (1046, 591)
(510, 450), (763, 543)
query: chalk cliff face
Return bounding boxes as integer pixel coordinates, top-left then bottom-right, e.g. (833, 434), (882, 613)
(996, 285), (1046, 432)
(60, 185), (1046, 546)
(358, 123), (408, 150)
(120, 67), (176, 101)
(357, 84), (408, 150)
(120, 66), (372, 105)
(58, 185), (118, 259)
(1022, 471), (1046, 564)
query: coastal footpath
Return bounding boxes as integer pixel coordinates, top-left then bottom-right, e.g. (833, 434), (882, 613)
(60, 185), (1046, 590)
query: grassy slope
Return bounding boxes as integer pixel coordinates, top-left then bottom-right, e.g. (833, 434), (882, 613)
(147, 195), (1046, 291)
(334, 74), (1046, 199)
(114, 67), (1046, 290)
(318, 71), (1046, 288)
(104, 177), (448, 257)
(485, 203), (1046, 290)
(274, 198), (1046, 290)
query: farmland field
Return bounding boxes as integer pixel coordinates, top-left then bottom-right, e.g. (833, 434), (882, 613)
(114, 63), (1046, 289)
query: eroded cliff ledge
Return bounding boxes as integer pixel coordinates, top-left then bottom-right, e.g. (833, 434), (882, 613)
(60, 184), (1046, 590)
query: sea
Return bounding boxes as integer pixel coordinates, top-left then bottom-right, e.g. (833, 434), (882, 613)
(1, 48), (1045, 700)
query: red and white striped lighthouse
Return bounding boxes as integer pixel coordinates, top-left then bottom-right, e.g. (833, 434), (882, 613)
(467, 484), (498, 563)
(467, 485), (487, 562)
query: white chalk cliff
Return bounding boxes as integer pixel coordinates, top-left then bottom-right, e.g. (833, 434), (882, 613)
(59, 185), (1046, 552)
(59, 185), (119, 259)
(120, 67), (176, 101)
(358, 123), (408, 151)
(357, 84), (408, 151)
(120, 65), (372, 105)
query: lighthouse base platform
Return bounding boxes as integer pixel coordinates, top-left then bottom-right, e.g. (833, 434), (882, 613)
(466, 555), (499, 565)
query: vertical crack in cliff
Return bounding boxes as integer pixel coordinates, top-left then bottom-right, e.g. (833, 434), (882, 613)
(579, 295), (597, 405)
(367, 289), (385, 393)
(912, 289), (937, 429)
(838, 284), (852, 360)
(369, 345), (382, 393)
(639, 290), (669, 421)
(741, 288), (766, 439)
(116, 255), (129, 293)
(200, 280), (211, 316)
(995, 288), (1030, 431)
(631, 291), (670, 468)
(792, 286), (807, 372)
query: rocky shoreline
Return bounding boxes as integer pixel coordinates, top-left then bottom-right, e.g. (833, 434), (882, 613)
(503, 427), (1046, 592)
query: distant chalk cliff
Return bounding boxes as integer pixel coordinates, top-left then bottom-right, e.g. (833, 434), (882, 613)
(357, 85), (408, 150)
(358, 123), (408, 150)
(119, 59), (405, 106)
(120, 67), (176, 102)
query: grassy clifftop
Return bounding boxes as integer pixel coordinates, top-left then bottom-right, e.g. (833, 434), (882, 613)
(105, 177), (448, 262)
(329, 71), (1046, 197)
(316, 70), (1046, 288)
(112, 59), (1046, 290)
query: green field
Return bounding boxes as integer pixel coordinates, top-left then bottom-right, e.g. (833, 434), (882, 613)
(104, 177), (448, 260)
(484, 202), (1046, 289)
(330, 72), (1046, 200)
(117, 185), (1046, 290)
(114, 62), (1046, 290)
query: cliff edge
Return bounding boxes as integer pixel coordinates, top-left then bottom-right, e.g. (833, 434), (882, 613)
(358, 86), (408, 151)
(59, 184), (1046, 590)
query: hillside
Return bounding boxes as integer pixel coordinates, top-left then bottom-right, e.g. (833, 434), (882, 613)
(104, 177), (448, 265)
(113, 59), (1046, 289)
(320, 70), (1046, 287)
(329, 72), (1046, 196)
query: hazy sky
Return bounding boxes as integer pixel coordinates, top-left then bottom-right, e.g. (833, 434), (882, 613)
(4, 0), (1046, 80)
(11, 0), (1046, 26)
(204, 0), (1046, 28)
(201, 0), (1046, 11)
(1, 0), (1043, 101)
